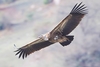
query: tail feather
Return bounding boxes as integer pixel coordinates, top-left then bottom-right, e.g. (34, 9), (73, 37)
(60, 35), (74, 46)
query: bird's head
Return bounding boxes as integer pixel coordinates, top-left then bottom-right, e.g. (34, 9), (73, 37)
(39, 33), (50, 41)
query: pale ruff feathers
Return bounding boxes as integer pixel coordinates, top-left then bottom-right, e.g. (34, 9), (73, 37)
(41, 33), (49, 40)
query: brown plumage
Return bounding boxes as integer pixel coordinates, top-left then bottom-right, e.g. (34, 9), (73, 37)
(15, 2), (87, 59)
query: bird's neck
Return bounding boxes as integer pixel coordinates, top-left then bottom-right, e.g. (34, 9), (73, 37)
(42, 33), (50, 41)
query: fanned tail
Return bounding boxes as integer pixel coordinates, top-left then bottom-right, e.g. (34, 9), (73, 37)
(60, 36), (74, 46)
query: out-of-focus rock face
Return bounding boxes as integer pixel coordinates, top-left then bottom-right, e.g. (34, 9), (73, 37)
(0, 0), (100, 67)
(0, 0), (17, 4)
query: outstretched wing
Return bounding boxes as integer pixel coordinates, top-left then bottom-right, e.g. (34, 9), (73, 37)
(15, 38), (53, 59)
(50, 2), (87, 36)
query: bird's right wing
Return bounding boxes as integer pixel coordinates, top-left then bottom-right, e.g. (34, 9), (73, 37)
(15, 38), (53, 59)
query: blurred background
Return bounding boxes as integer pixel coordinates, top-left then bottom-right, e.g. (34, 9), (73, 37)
(0, 0), (100, 67)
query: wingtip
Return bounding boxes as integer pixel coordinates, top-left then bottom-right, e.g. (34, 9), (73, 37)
(70, 2), (88, 14)
(15, 48), (28, 59)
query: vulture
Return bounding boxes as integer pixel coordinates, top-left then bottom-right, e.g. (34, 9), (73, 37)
(15, 2), (87, 59)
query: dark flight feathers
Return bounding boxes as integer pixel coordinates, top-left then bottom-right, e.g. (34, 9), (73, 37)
(61, 2), (87, 35)
(71, 2), (87, 14)
(15, 38), (53, 59)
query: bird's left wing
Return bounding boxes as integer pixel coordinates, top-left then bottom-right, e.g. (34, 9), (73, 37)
(50, 2), (87, 35)
(15, 38), (53, 59)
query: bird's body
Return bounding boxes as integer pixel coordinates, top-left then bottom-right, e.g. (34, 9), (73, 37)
(15, 2), (87, 59)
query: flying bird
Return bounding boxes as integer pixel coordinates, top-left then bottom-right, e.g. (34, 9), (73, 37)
(15, 2), (87, 59)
